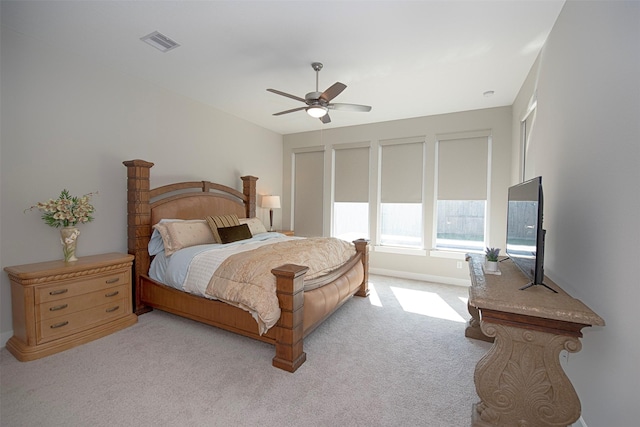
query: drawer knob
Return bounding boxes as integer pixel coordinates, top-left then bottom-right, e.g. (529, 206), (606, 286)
(49, 289), (68, 296)
(50, 321), (69, 329)
(49, 304), (68, 312)
(105, 277), (120, 284)
(106, 306), (120, 313)
(105, 290), (120, 297)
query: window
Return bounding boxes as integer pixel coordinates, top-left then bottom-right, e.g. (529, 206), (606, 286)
(522, 103), (537, 181)
(379, 139), (424, 249)
(333, 202), (369, 241)
(436, 200), (486, 251)
(380, 202), (423, 247)
(293, 148), (324, 237)
(436, 132), (489, 251)
(333, 145), (370, 241)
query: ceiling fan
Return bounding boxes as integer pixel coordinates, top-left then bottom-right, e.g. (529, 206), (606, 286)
(267, 62), (372, 124)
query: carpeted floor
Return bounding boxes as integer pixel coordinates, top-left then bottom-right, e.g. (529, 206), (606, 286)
(0, 275), (491, 427)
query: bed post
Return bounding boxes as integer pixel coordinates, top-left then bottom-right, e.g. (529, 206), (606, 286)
(241, 175), (258, 218)
(353, 239), (370, 297)
(271, 264), (309, 372)
(123, 159), (154, 315)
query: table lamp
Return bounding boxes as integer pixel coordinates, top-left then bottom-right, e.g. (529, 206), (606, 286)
(261, 195), (281, 231)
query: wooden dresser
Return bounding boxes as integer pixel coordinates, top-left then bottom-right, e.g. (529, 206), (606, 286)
(4, 252), (137, 361)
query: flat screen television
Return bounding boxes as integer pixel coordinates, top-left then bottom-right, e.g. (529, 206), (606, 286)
(505, 177), (556, 292)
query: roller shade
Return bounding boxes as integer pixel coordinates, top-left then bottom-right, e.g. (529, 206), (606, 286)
(294, 150), (324, 237)
(438, 136), (488, 200)
(380, 141), (424, 203)
(334, 146), (369, 203)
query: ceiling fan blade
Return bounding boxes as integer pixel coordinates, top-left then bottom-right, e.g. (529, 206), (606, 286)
(319, 82), (347, 102)
(273, 106), (307, 116)
(267, 88), (306, 103)
(328, 103), (372, 112)
(320, 114), (331, 124)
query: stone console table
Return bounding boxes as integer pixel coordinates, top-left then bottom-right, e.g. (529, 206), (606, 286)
(466, 254), (604, 427)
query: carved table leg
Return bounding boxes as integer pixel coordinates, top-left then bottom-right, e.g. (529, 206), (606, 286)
(465, 302), (494, 343)
(472, 320), (583, 427)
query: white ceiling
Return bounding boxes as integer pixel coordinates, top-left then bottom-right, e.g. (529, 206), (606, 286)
(2, 0), (565, 135)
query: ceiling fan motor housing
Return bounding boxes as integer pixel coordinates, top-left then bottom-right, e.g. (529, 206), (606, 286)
(305, 92), (325, 105)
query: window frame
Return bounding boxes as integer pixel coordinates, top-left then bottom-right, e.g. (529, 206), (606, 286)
(433, 130), (492, 253)
(377, 136), (426, 250)
(331, 142), (372, 241)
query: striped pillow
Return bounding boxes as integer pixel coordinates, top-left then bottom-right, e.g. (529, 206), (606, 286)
(205, 214), (241, 243)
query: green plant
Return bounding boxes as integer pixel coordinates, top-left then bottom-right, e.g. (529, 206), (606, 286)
(25, 189), (97, 228)
(485, 247), (500, 262)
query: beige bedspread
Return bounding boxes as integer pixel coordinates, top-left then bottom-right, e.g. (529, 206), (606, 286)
(204, 237), (356, 334)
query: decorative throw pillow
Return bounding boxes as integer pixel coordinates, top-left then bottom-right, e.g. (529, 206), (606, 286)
(239, 217), (268, 236)
(148, 219), (180, 256)
(218, 224), (253, 244)
(152, 220), (216, 256)
(205, 214), (241, 243)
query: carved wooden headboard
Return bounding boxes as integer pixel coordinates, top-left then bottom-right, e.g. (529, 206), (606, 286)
(123, 159), (257, 312)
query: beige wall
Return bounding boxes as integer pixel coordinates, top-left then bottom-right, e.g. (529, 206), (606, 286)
(0, 27), (283, 341)
(4, 3), (638, 425)
(511, 1), (639, 425)
(283, 107), (512, 285)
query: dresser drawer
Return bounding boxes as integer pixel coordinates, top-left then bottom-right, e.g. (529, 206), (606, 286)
(37, 297), (127, 343)
(36, 271), (129, 304)
(37, 284), (129, 322)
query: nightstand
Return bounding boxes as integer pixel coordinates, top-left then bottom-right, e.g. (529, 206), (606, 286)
(4, 252), (137, 361)
(276, 230), (294, 236)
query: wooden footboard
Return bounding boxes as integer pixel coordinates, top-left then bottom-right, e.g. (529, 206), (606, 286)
(137, 244), (366, 373)
(271, 264), (308, 371)
(271, 239), (368, 372)
(124, 159), (369, 372)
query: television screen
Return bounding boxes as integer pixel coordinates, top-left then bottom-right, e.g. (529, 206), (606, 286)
(505, 177), (553, 291)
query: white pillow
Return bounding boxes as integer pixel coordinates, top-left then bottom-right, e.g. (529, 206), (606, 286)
(152, 219), (216, 256)
(239, 217), (268, 235)
(148, 219), (181, 256)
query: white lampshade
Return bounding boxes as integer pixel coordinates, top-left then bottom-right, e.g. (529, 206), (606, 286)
(262, 195), (281, 209)
(306, 105), (328, 118)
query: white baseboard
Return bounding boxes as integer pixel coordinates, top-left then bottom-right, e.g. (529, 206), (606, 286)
(369, 267), (471, 287)
(1, 330), (13, 348)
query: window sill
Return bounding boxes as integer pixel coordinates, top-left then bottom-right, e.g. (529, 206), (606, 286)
(429, 249), (474, 260)
(374, 246), (427, 256)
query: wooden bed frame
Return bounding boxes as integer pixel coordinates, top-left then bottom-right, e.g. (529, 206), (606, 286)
(123, 159), (369, 372)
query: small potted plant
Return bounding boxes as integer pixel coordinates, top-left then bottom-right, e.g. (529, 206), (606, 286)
(485, 247), (500, 272)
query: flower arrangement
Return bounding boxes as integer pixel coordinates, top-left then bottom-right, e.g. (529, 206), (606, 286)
(26, 189), (97, 228)
(485, 247), (500, 262)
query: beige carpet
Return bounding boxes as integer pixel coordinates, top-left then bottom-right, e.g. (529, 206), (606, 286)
(0, 275), (491, 427)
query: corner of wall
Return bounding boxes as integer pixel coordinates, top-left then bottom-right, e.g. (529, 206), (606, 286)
(1, 330), (13, 348)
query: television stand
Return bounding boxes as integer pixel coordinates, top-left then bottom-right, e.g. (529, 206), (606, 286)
(519, 281), (558, 293)
(465, 254), (604, 427)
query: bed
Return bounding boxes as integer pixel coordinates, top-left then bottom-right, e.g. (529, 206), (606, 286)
(123, 159), (369, 372)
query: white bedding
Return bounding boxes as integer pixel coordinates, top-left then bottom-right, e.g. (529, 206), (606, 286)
(149, 231), (358, 334)
(148, 232), (295, 295)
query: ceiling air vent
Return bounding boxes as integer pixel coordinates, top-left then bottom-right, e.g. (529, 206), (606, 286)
(140, 31), (180, 53)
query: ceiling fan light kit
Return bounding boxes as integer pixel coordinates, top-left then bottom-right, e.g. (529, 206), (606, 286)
(306, 105), (328, 118)
(267, 62), (371, 124)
